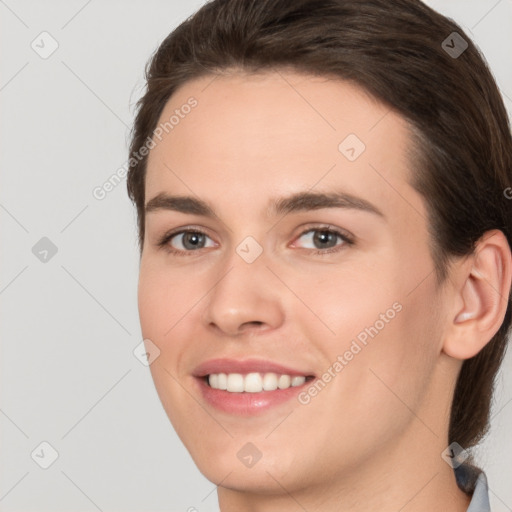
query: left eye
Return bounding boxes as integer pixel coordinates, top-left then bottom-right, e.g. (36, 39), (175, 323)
(294, 228), (350, 251)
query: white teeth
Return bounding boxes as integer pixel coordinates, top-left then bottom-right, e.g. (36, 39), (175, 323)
(263, 372), (278, 391)
(208, 372), (308, 392)
(217, 373), (227, 390)
(209, 374), (218, 389)
(244, 372), (263, 393)
(226, 373), (244, 392)
(291, 376), (306, 387)
(278, 374), (291, 389)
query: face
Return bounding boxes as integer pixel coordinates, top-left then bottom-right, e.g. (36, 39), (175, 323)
(138, 71), (452, 495)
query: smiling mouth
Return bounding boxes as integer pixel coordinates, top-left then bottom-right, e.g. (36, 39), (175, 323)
(204, 372), (315, 393)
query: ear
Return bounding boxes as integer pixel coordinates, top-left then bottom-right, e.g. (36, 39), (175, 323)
(442, 229), (512, 360)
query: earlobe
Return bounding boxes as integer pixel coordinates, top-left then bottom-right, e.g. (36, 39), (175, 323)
(443, 230), (512, 360)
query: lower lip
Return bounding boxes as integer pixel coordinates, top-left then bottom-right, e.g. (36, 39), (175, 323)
(196, 377), (311, 415)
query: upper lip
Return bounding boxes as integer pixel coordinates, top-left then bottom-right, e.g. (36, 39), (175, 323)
(193, 358), (315, 378)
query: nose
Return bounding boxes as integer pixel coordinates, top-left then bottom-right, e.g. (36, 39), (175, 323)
(200, 256), (285, 337)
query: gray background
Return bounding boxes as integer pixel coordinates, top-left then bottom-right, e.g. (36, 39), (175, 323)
(1, 1), (511, 511)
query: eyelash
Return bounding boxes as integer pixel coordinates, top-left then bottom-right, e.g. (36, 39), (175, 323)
(157, 225), (355, 257)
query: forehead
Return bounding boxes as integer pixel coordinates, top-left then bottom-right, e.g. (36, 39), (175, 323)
(145, 70), (424, 223)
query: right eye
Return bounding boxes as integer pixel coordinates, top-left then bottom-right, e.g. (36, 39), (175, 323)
(159, 228), (216, 255)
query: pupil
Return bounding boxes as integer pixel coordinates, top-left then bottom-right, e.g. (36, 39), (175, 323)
(314, 230), (336, 249)
(184, 232), (204, 250)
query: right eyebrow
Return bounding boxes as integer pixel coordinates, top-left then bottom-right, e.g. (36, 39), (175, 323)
(145, 193), (215, 217)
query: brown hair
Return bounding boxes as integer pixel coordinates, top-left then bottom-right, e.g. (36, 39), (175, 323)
(127, 0), (512, 451)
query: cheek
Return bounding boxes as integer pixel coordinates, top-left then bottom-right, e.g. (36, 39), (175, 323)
(137, 261), (204, 433)
(137, 260), (199, 395)
(338, 278), (442, 425)
(137, 259), (200, 342)
(293, 263), (402, 353)
(301, 261), (441, 418)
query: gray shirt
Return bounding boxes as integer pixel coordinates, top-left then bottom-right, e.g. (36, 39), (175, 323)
(455, 463), (491, 512)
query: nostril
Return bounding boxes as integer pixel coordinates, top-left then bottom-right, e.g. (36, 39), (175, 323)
(242, 321), (264, 329)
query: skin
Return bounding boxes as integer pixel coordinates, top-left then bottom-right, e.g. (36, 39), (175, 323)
(138, 70), (511, 511)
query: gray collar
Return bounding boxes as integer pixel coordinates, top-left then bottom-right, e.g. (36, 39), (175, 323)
(455, 463), (491, 512)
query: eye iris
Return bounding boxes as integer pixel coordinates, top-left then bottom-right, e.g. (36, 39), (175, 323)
(183, 232), (205, 250)
(313, 230), (337, 249)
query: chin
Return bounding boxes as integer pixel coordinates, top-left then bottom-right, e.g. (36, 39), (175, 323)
(180, 431), (310, 495)
(197, 459), (300, 495)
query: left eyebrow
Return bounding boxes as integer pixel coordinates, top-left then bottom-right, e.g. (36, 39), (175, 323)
(269, 190), (385, 219)
(144, 190), (385, 219)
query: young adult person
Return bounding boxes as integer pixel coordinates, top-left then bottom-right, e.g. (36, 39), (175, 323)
(127, 1), (512, 510)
